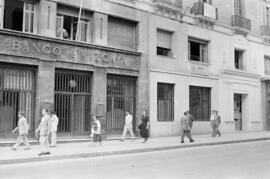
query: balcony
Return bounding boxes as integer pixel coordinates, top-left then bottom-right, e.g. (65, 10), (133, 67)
(231, 15), (251, 34)
(191, 2), (217, 24)
(153, 0), (182, 12)
(261, 25), (270, 39)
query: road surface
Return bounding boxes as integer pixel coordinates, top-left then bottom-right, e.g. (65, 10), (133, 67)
(0, 140), (270, 179)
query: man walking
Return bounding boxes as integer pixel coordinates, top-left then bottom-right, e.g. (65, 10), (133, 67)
(215, 110), (221, 137)
(186, 110), (194, 137)
(50, 111), (59, 147)
(36, 109), (51, 156)
(180, 111), (194, 143)
(120, 111), (135, 142)
(11, 112), (31, 151)
(210, 110), (221, 137)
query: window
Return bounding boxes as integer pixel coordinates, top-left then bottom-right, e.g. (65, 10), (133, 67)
(234, 0), (245, 17)
(56, 15), (89, 42)
(108, 16), (137, 50)
(56, 5), (91, 42)
(201, 0), (212, 4)
(3, 0), (35, 33)
(235, 50), (244, 70)
(265, 56), (270, 75)
(266, 7), (270, 26)
(157, 29), (173, 57)
(189, 86), (211, 121)
(157, 83), (174, 121)
(188, 38), (208, 63)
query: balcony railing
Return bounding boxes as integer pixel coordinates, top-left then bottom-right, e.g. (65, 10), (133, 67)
(154, 0), (182, 10)
(261, 25), (270, 37)
(231, 15), (251, 32)
(191, 2), (217, 20)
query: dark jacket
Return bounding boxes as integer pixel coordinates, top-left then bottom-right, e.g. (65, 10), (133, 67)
(181, 115), (191, 131)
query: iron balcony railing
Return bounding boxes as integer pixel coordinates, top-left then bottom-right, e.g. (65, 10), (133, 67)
(191, 2), (218, 19)
(154, 0), (182, 9)
(261, 25), (270, 36)
(231, 15), (251, 31)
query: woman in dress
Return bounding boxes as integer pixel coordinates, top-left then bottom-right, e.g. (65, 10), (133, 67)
(138, 110), (149, 143)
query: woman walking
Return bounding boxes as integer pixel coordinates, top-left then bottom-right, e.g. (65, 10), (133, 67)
(138, 110), (149, 143)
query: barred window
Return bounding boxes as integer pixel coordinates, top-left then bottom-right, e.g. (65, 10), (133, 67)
(189, 86), (211, 121)
(157, 83), (174, 121)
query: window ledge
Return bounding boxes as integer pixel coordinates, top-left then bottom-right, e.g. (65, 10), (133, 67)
(188, 60), (210, 66)
(156, 54), (176, 60)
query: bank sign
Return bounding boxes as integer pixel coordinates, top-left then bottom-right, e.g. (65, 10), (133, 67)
(0, 35), (141, 70)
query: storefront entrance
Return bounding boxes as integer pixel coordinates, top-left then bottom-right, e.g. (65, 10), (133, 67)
(54, 69), (91, 136)
(0, 64), (36, 137)
(106, 75), (136, 134)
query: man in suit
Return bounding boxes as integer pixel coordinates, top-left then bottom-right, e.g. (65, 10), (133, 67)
(36, 109), (51, 156)
(180, 111), (194, 143)
(120, 111), (135, 142)
(186, 110), (194, 136)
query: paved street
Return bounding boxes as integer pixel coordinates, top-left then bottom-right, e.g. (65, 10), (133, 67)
(0, 140), (270, 179)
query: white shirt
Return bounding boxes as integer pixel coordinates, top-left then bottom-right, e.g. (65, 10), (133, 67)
(51, 115), (59, 132)
(93, 120), (101, 134)
(125, 114), (133, 128)
(210, 114), (215, 121)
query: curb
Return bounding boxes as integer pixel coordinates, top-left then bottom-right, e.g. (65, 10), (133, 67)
(1, 137), (270, 165)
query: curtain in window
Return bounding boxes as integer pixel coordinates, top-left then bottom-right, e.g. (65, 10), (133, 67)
(157, 29), (172, 49)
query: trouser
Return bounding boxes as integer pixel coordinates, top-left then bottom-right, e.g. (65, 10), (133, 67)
(50, 131), (57, 147)
(39, 135), (49, 153)
(121, 126), (135, 140)
(181, 130), (193, 142)
(212, 124), (221, 137)
(13, 134), (31, 149)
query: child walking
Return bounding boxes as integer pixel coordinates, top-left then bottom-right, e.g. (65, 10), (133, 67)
(90, 115), (102, 146)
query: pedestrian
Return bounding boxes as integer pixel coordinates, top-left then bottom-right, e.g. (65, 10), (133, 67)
(50, 111), (59, 147)
(91, 115), (102, 146)
(186, 110), (194, 138)
(11, 112), (31, 151)
(120, 111), (135, 142)
(138, 110), (149, 143)
(215, 110), (222, 137)
(210, 110), (216, 137)
(180, 111), (194, 143)
(36, 109), (51, 156)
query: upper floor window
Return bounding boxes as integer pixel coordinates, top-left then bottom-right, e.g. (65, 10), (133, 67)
(234, 0), (245, 17)
(157, 29), (173, 57)
(265, 56), (270, 75)
(108, 16), (137, 50)
(235, 49), (245, 70)
(2, 0), (36, 33)
(56, 5), (91, 42)
(188, 38), (208, 63)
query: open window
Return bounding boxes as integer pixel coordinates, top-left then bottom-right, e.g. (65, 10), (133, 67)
(157, 29), (173, 57)
(3, 0), (36, 33)
(56, 5), (91, 42)
(234, 49), (244, 70)
(188, 38), (208, 63)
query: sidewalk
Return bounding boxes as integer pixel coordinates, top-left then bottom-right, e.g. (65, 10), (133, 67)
(1, 131), (270, 165)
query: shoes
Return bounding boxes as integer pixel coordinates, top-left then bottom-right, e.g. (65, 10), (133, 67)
(120, 139), (124, 142)
(38, 152), (50, 156)
(181, 141), (184, 143)
(218, 133), (221, 137)
(190, 139), (194, 143)
(11, 147), (16, 151)
(38, 152), (44, 156)
(44, 152), (51, 155)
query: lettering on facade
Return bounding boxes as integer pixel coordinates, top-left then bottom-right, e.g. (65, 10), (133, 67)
(1, 38), (140, 69)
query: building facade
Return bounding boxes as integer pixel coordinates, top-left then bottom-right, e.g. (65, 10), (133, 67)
(0, 0), (149, 138)
(1, 0), (270, 139)
(149, 0), (270, 136)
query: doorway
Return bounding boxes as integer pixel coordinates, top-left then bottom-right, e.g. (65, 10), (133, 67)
(54, 69), (91, 136)
(234, 94), (242, 131)
(106, 75), (136, 135)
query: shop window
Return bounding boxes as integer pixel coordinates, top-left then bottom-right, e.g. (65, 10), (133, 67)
(265, 56), (270, 75)
(108, 16), (137, 50)
(3, 0), (35, 33)
(235, 49), (244, 70)
(157, 29), (173, 57)
(188, 38), (208, 63)
(189, 86), (211, 121)
(157, 83), (174, 122)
